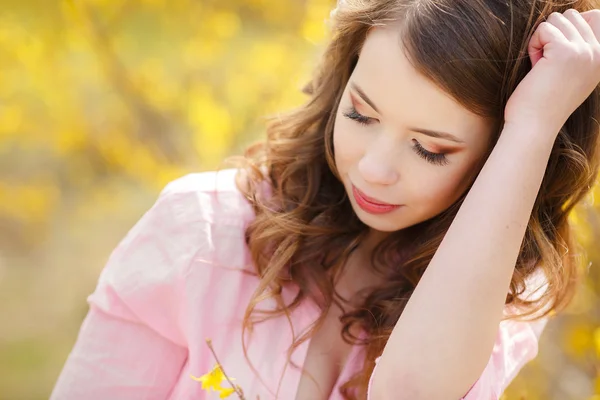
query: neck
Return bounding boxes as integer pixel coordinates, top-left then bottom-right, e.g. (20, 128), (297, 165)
(361, 229), (391, 256)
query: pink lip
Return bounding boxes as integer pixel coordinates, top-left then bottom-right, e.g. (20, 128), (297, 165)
(351, 185), (401, 214)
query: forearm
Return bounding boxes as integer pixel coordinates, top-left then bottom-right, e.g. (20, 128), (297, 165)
(371, 121), (557, 399)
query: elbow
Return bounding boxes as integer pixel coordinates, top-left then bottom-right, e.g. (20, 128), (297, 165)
(369, 370), (468, 400)
(369, 370), (425, 400)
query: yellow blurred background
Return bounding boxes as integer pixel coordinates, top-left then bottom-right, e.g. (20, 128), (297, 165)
(0, 1), (599, 399)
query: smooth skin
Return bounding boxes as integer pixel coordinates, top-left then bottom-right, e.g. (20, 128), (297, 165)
(359, 9), (600, 400)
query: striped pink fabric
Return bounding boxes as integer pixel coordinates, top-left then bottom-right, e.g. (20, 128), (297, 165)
(51, 169), (547, 400)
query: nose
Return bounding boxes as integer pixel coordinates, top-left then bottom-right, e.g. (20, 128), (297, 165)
(357, 137), (400, 186)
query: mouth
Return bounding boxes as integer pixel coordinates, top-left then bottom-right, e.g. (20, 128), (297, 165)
(351, 184), (402, 214)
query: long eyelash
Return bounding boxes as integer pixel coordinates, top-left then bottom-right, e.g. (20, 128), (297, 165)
(412, 140), (449, 166)
(343, 108), (448, 166)
(342, 107), (373, 126)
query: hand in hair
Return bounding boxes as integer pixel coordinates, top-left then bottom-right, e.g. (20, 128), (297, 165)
(371, 9), (600, 400)
(505, 9), (600, 134)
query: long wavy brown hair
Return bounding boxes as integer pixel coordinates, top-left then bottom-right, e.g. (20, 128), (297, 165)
(225, 0), (600, 398)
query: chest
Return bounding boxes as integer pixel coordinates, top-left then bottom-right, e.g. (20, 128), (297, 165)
(293, 305), (356, 400)
(294, 256), (383, 400)
(178, 256), (380, 399)
(179, 298), (364, 400)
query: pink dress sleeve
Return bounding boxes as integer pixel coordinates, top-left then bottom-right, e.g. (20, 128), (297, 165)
(50, 181), (200, 400)
(366, 316), (547, 399)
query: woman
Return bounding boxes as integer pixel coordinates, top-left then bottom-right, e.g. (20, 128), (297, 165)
(51, 0), (600, 399)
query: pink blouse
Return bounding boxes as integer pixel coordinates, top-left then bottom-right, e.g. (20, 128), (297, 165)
(51, 168), (548, 400)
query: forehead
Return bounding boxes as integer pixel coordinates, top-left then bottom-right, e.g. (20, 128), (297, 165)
(353, 27), (492, 143)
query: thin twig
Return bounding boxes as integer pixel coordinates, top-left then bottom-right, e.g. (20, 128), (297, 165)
(205, 339), (247, 400)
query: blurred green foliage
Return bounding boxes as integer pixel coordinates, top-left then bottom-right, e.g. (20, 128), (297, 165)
(0, 1), (598, 399)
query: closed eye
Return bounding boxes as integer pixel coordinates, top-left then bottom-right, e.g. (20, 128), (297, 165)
(342, 106), (449, 166)
(412, 140), (449, 166)
(342, 107), (376, 126)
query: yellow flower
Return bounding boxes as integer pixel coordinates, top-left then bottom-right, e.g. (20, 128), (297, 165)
(218, 386), (236, 398)
(190, 364), (236, 396)
(594, 326), (600, 358)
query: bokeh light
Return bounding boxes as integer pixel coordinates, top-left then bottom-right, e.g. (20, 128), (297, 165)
(0, 1), (598, 399)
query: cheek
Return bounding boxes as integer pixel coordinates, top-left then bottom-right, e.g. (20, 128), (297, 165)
(420, 176), (458, 205)
(413, 165), (476, 210)
(333, 117), (365, 171)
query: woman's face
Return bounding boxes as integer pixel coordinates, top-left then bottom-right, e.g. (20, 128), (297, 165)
(333, 27), (494, 234)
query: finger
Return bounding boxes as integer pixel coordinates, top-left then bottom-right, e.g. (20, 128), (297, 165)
(563, 8), (598, 44)
(528, 21), (568, 66)
(581, 9), (600, 41)
(546, 11), (584, 42)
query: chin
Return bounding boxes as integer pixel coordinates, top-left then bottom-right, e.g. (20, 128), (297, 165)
(353, 208), (410, 232)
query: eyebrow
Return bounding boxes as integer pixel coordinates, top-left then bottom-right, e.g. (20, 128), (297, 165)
(349, 82), (465, 144)
(410, 127), (465, 144)
(351, 82), (381, 113)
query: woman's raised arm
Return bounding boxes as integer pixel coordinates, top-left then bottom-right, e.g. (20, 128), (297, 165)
(369, 9), (600, 400)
